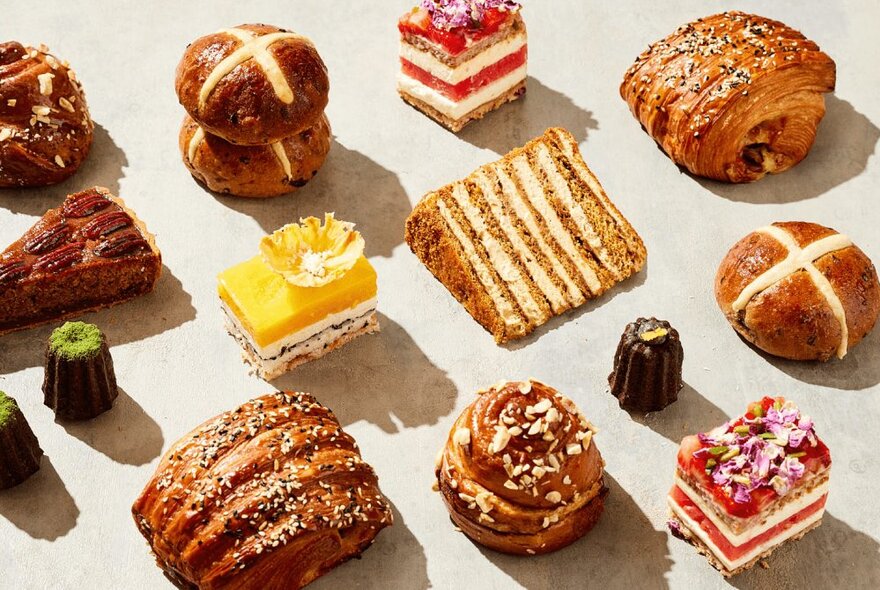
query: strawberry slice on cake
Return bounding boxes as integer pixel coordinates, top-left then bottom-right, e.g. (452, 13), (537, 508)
(668, 396), (831, 576)
(398, 0), (527, 132)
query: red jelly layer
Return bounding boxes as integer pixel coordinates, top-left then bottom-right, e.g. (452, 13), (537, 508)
(400, 45), (527, 102)
(398, 7), (513, 56)
(670, 485), (826, 563)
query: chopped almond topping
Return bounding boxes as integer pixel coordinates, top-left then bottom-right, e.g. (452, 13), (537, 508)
(38, 72), (55, 96)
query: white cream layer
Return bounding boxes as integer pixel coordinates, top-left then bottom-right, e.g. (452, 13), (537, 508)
(399, 33), (526, 85)
(674, 475), (829, 547)
(221, 297), (377, 360)
(669, 494), (824, 572)
(397, 63), (527, 121)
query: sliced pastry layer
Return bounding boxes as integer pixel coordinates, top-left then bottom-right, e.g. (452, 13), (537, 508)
(218, 214), (379, 380)
(0, 187), (162, 335)
(668, 396), (831, 577)
(405, 127), (646, 343)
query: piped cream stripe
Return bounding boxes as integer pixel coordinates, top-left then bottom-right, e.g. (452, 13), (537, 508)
(472, 170), (570, 314)
(511, 155), (603, 294)
(733, 225), (852, 358)
(437, 197), (523, 331)
(187, 126), (206, 163)
(490, 164), (585, 306)
(448, 182), (547, 325)
(270, 142), (293, 180)
(550, 129), (641, 256)
(534, 143), (622, 280)
(200, 29), (305, 108)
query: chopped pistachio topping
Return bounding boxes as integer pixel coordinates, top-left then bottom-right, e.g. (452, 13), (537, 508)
(0, 391), (19, 427)
(49, 321), (104, 360)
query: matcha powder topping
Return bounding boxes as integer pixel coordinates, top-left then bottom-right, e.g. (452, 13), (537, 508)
(0, 391), (18, 427)
(49, 321), (104, 360)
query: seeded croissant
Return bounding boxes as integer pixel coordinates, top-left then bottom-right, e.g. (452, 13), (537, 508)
(132, 392), (393, 589)
(621, 11), (835, 183)
(436, 380), (606, 555)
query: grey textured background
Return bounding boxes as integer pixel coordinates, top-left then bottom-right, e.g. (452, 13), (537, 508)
(1, 1), (878, 588)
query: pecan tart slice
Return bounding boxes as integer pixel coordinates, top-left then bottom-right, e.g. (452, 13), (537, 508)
(0, 186), (161, 335)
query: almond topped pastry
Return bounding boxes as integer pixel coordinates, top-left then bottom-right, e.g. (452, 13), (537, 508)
(0, 41), (94, 187)
(436, 380), (607, 555)
(218, 214), (379, 380)
(0, 187), (162, 336)
(132, 391), (393, 589)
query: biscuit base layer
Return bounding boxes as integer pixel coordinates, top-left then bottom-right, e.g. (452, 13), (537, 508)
(668, 512), (823, 577)
(399, 80), (526, 133)
(232, 314), (380, 381)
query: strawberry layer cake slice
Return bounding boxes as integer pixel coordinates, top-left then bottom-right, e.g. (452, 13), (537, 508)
(668, 396), (831, 576)
(398, 0), (527, 132)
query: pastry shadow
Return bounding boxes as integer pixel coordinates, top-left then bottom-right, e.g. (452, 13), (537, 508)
(740, 326), (880, 391)
(479, 474), (672, 590)
(0, 122), (127, 215)
(694, 95), (879, 204)
(309, 500), (429, 590)
(57, 386), (163, 466)
(271, 313), (457, 433)
(0, 455), (79, 540)
(458, 76), (599, 155)
(0, 263), (196, 375)
(208, 139), (409, 258)
(502, 259), (648, 351)
(629, 382), (730, 445)
(729, 513), (880, 589)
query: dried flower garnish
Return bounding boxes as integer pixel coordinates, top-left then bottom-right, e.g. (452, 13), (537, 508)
(693, 397), (818, 504)
(420, 0), (521, 31)
(260, 213), (365, 288)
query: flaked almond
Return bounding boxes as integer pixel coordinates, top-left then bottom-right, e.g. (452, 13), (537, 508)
(58, 97), (75, 113)
(566, 443), (582, 456)
(503, 480), (518, 490)
(528, 419), (543, 436)
(54, 155), (65, 168)
(475, 492), (493, 513)
(0, 128), (12, 142)
(32, 105), (51, 116)
(491, 426), (511, 454)
(452, 428), (471, 447)
(38, 72), (54, 96)
(563, 475), (572, 485)
(581, 431), (594, 450)
(519, 381), (532, 394)
(545, 491), (562, 504)
(532, 399), (552, 414)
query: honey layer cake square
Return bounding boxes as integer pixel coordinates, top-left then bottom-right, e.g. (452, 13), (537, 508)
(405, 127), (646, 343)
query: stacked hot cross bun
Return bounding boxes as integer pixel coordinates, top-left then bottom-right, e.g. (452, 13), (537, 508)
(175, 24), (331, 198)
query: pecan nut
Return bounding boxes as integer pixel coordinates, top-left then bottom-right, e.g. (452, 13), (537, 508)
(63, 191), (112, 218)
(24, 221), (71, 255)
(0, 259), (31, 285)
(81, 211), (133, 239)
(94, 233), (149, 258)
(33, 242), (85, 273)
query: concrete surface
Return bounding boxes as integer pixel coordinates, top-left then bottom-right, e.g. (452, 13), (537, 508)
(1, 1), (879, 589)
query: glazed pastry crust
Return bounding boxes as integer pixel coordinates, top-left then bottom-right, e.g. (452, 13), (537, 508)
(621, 11), (835, 183)
(132, 392), (393, 590)
(0, 41), (93, 187)
(715, 221), (880, 361)
(179, 112), (330, 198)
(175, 24), (329, 145)
(436, 380), (606, 555)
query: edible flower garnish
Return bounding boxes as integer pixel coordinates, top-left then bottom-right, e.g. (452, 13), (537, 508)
(693, 397), (818, 504)
(420, 0), (521, 31)
(260, 213), (364, 288)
